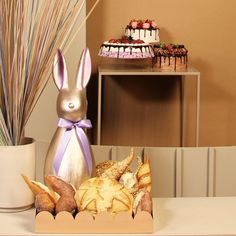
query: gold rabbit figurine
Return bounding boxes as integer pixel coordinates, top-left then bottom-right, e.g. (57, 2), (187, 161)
(44, 49), (95, 189)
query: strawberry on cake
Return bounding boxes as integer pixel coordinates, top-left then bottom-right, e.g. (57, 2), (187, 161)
(125, 19), (160, 43)
(98, 36), (154, 59)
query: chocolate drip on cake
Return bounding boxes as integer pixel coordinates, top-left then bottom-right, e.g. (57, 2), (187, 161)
(117, 47), (120, 58)
(99, 31), (156, 59)
(153, 43), (188, 70)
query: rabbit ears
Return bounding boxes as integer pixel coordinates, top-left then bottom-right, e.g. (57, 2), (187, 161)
(52, 48), (91, 90)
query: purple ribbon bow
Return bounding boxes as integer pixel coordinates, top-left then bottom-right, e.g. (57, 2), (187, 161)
(53, 118), (93, 176)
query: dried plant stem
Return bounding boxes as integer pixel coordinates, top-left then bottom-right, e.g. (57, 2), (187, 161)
(0, 0), (100, 145)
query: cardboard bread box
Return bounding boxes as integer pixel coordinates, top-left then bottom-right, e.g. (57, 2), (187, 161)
(35, 210), (153, 234)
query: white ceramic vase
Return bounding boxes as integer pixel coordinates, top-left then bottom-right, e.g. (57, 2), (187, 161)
(0, 138), (36, 212)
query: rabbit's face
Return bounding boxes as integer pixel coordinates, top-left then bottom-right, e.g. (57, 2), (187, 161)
(52, 48), (91, 122)
(57, 88), (87, 122)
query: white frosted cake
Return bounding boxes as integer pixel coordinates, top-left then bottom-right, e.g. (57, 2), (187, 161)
(98, 37), (154, 59)
(125, 19), (160, 43)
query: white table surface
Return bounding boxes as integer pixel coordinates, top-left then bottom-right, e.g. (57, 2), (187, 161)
(98, 64), (200, 76)
(0, 197), (236, 236)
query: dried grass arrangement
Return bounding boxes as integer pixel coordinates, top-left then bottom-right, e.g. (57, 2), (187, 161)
(0, 0), (99, 146)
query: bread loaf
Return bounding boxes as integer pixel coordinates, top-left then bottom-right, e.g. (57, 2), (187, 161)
(75, 177), (133, 214)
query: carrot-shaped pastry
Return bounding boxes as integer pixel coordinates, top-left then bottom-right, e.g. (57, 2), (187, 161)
(44, 175), (76, 197)
(22, 174), (59, 201)
(96, 160), (116, 177)
(134, 155), (143, 176)
(136, 155), (152, 192)
(35, 192), (55, 214)
(100, 148), (134, 180)
(45, 175), (76, 214)
(21, 175), (56, 213)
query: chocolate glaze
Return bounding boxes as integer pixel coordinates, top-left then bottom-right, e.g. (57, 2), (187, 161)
(153, 44), (188, 70)
(100, 43), (153, 59)
(102, 44), (150, 51)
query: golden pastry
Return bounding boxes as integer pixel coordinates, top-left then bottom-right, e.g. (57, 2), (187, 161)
(35, 192), (55, 214)
(45, 175), (76, 214)
(96, 160), (116, 177)
(119, 172), (138, 195)
(100, 148), (134, 180)
(55, 196), (77, 214)
(44, 175), (75, 197)
(22, 174), (76, 214)
(134, 155), (143, 176)
(75, 177), (133, 214)
(22, 174), (58, 201)
(136, 156), (152, 192)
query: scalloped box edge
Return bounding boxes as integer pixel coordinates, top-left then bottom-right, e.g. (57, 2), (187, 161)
(35, 210), (153, 234)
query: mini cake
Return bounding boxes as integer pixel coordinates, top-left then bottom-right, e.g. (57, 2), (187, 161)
(153, 43), (188, 71)
(125, 19), (160, 43)
(98, 36), (154, 59)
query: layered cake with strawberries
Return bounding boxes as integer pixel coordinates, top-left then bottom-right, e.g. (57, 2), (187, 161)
(125, 19), (160, 43)
(98, 36), (154, 59)
(153, 43), (188, 71)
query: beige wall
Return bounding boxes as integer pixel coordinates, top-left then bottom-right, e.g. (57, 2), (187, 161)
(87, 0), (236, 146)
(26, 4), (86, 143)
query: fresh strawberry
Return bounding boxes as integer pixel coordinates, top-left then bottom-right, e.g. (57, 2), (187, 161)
(166, 44), (174, 53)
(108, 38), (117, 43)
(138, 20), (143, 29)
(143, 22), (150, 29)
(131, 21), (138, 29)
(134, 39), (145, 44)
(121, 38), (130, 44)
(151, 21), (157, 29)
